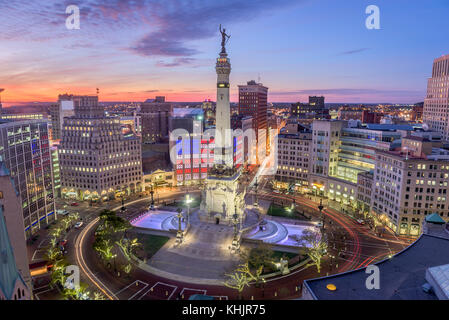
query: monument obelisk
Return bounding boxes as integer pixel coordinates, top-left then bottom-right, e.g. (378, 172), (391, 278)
(200, 25), (246, 225)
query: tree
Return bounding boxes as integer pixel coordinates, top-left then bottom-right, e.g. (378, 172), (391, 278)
(297, 229), (327, 274)
(223, 270), (251, 300)
(240, 243), (274, 271)
(236, 262), (264, 286)
(93, 239), (116, 264)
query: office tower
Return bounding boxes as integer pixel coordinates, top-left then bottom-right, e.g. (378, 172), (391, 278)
(423, 54), (449, 140)
(238, 80), (268, 164)
(59, 96), (142, 201)
(0, 163), (32, 294)
(139, 96), (172, 143)
(0, 119), (56, 236)
(48, 94), (76, 141)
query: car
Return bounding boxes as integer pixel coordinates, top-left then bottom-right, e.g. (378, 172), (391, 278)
(74, 222), (83, 229)
(71, 202), (79, 206)
(57, 209), (69, 216)
(273, 190), (280, 194)
(356, 219), (365, 225)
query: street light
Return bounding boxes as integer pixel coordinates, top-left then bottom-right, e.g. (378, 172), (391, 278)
(175, 208), (183, 245)
(185, 194), (193, 226)
(149, 184), (155, 210)
(254, 177), (259, 207)
(231, 205), (240, 253)
(318, 198), (324, 232)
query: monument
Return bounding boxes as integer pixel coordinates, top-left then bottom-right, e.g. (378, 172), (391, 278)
(200, 25), (246, 225)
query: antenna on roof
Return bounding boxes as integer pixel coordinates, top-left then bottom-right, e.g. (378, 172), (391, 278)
(258, 73), (261, 84)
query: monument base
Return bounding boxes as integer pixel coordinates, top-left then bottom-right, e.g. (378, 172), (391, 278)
(199, 168), (246, 225)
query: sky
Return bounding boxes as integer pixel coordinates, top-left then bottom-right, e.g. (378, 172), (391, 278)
(0, 0), (449, 104)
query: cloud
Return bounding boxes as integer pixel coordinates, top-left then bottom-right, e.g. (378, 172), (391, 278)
(155, 57), (196, 67)
(338, 48), (370, 55)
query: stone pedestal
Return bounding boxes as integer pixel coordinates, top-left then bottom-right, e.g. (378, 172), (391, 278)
(200, 167), (246, 224)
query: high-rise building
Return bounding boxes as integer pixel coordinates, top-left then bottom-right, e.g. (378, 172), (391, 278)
(48, 94), (75, 141)
(291, 96), (328, 123)
(139, 97), (172, 143)
(0, 119), (56, 236)
(423, 54), (449, 140)
(238, 80), (268, 164)
(59, 96), (142, 201)
(0, 163), (32, 293)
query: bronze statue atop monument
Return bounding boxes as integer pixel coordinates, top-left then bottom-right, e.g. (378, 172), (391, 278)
(219, 24), (230, 53)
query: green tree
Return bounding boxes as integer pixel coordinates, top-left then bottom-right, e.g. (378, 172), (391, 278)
(298, 229), (327, 273)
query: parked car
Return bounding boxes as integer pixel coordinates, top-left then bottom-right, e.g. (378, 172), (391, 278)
(356, 219), (365, 225)
(71, 202), (79, 206)
(57, 209), (69, 216)
(74, 222), (83, 229)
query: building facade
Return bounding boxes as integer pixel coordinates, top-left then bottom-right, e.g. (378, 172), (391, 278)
(0, 119), (56, 236)
(238, 80), (268, 164)
(275, 123), (311, 192)
(59, 96), (142, 201)
(0, 163), (32, 294)
(423, 54), (449, 141)
(139, 96), (172, 143)
(372, 137), (449, 236)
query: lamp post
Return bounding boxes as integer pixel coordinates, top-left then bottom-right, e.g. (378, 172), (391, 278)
(185, 194), (193, 226)
(254, 177), (259, 208)
(318, 198), (324, 233)
(231, 205), (240, 253)
(176, 208), (183, 245)
(121, 195), (126, 213)
(150, 184), (155, 210)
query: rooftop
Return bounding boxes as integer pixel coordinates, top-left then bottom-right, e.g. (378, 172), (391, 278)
(304, 233), (449, 300)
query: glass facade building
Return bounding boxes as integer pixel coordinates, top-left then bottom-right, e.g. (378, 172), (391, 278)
(0, 119), (56, 236)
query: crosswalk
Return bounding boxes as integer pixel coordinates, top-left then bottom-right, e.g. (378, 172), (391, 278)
(114, 280), (228, 300)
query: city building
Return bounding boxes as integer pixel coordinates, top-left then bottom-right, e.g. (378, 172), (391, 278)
(231, 114), (255, 166)
(48, 94), (75, 141)
(238, 80), (268, 164)
(50, 142), (61, 198)
(290, 96), (329, 124)
(170, 108), (212, 186)
(0, 162), (32, 293)
(362, 110), (382, 124)
(202, 99), (215, 128)
(143, 169), (175, 193)
(411, 102), (424, 123)
(371, 136), (449, 235)
(59, 96), (142, 201)
(423, 54), (449, 141)
(0, 119), (56, 236)
(139, 96), (172, 143)
(275, 122), (311, 192)
(0, 206), (30, 300)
